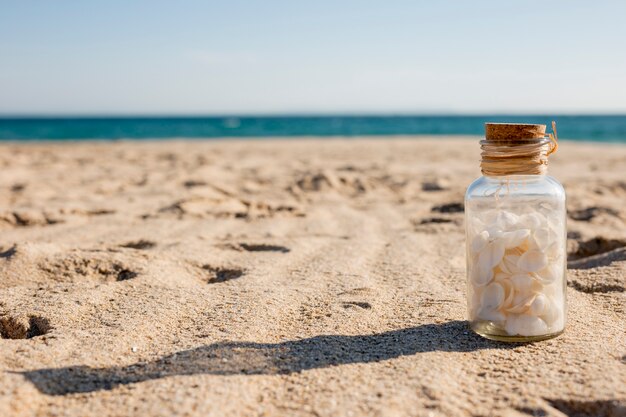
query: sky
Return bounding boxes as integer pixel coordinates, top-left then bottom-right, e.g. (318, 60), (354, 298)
(1, 1), (625, 115)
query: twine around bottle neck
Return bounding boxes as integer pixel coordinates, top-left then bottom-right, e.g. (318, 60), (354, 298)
(480, 122), (559, 176)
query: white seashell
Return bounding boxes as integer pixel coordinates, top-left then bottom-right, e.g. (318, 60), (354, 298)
(499, 279), (515, 309)
(539, 202), (554, 211)
(485, 226), (503, 240)
(529, 293), (548, 316)
(501, 254), (521, 275)
(494, 272), (508, 281)
(506, 293), (536, 314)
(541, 296), (563, 327)
(541, 284), (565, 312)
(548, 315), (565, 333)
(480, 210), (500, 225)
(519, 212), (543, 230)
(548, 219), (562, 237)
(517, 250), (548, 273)
(501, 229), (530, 249)
(517, 315), (549, 336)
(480, 282), (505, 310)
(496, 211), (519, 231)
(470, 217), (485, 234)
(532, 228), (554, 250)
(478, 240), (506, 270)
(505, 314), (548, 336)
(471, 263), (494, 287)
(510, 273), (535, 293)
(546, 242), (561, 259)
(536, 264), (560, 284)
(477, 307), (505, 322)
(504, 316), (519, 335)
(471, 231), (489, 253)
(498, 260), (512, 275)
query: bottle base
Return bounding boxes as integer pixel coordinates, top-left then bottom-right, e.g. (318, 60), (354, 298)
(470, 321), (564, 343)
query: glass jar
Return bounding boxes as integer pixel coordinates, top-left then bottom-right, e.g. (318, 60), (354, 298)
(465, 123), (567, 342)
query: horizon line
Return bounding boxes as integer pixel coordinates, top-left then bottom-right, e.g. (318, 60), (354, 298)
(1, 112), (626, 119)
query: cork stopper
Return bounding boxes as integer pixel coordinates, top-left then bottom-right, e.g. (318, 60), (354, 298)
(485, 123), (546, 142)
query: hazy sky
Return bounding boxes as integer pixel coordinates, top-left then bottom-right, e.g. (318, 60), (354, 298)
(1, 1), (625, 115)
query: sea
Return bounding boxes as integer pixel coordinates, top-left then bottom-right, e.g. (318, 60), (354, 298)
(0, 115), (625, 143)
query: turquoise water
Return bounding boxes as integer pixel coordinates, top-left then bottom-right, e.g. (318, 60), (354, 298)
(0, 115), (625, 142)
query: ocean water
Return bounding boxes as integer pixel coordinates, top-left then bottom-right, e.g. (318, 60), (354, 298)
(0, 115), (625, 142)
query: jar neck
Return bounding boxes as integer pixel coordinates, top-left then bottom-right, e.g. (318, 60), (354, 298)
(483, 173), (546, 179)
(480, 138), (551, 176)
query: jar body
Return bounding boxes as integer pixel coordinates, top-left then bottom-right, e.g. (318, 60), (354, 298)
(465, 175), (567, 342)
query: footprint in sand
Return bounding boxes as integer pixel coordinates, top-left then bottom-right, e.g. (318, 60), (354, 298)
(0, 210), (61, 228)
(431, 202), (464, 214)
(568, 206), (620, 221)
(568, 236), (626, 262)
(218, 242), (290, 253)
(419, 217), (454, 224)
(120, 240), (156, 250)
(156, 197), (303, 220)
(421, 179), (451, 192)
(338, 288), (374, 310)
(341, 301), (372, 310)
(0, 315), (51, 339)
(567, 236), (626, 293)
(413, 216), (462, 234)
(39, 253), (140, 283)
(182, 180), (208, 188)
(338, 287), (374, 296)
(202, 265), (246, 284)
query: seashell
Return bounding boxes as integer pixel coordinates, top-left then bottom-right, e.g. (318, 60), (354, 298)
(516, 315), (549, 336)
(539, 202), (554, 211)
(517, 250), (548, 273)
(505, 314), (549, 336)
(548, 218), (562, 235)
(496, 211), (519, 231)
(498, 261), (511, 275)
(471, 231), (489, 253)
(499, 279), (515, 309)
(548, 315), (565, 333)
(480, 282), (505, 310)
(541, 283), (564, 303)
(501, 229), (530, 249)
(535, 264), (560, 284)
(546, 242), (561, 259)
(510, 273), (535, 293)
(478, 240), (506, 270)
(494, 272), (508, 281)
(529, 293), (548, 316)
(541, 296), (563, 327)
(519, 212), (543, 230)
(485, 226), (503, 240)
(519, 315), (549, 336)
(477, 307), (505, 323)
(480, 210), (500, 225)
(470, 217), (485, 234)
(531, 228), (555, 250)
(506, 293), (536, 314)
(471, 263), (494, 287)
(500, 254), (521, 275)
(504, 316), (519, 335)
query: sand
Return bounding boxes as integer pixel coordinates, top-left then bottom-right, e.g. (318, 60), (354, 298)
(0, 137), (624, 417)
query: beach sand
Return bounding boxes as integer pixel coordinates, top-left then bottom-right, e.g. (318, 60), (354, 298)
(0, 137), (624, 417)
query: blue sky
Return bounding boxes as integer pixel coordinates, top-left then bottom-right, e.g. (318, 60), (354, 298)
(1, 1), (625, 114)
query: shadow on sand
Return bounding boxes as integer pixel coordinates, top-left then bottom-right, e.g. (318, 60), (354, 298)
(22, 320), (512, 395)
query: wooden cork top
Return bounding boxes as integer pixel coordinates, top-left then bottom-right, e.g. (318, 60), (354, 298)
(485, 123), (546, 141)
